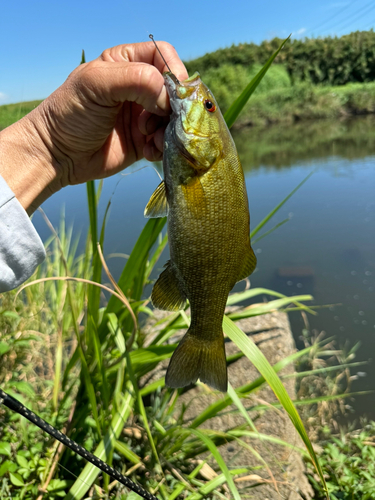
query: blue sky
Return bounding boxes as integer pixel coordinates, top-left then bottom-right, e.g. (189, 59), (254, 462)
(1, 0), (375, 104)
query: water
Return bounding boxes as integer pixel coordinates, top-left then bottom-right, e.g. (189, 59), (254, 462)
(32, 116), (375, 420)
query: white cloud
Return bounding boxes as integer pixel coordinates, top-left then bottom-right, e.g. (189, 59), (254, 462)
(0, 92), (8, 103)
(296, 28), (307, 35)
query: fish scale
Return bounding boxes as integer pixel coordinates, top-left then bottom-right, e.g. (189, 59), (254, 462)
(145, 71), (256, 391)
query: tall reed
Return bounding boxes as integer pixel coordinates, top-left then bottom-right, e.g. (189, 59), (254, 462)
(0, 38), (334, 499)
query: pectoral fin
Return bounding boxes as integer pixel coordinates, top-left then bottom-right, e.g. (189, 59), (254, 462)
(236, 244), (257, 282)
(151, 261), (187, 311)
(144, 180), (169, 218)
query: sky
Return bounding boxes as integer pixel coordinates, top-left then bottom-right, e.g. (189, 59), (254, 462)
(1, 0), (375, 104)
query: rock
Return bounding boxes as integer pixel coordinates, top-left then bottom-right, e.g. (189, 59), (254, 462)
(142, 311), (314, 499)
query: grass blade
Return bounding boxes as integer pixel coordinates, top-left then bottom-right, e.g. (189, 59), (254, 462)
(125, 351), (162, 471)
(102, 217), (166, 318)
(185, 468), (249, 500)
(227, 382), (256, 432)
(252, 218), (290, 244)
(86, 180), (98, 257)
(227, 383), (278, 490)
(114, 440), (141, 465)
(227, 287), (305, 306)
(251, 171), (313, 238)
(224, 36), (290, 128)
(228, 294), (313, 319)
(223, 315), (329, 498)
(65, 387), (134, 499)
(188, 429), (241, 500)
(145, 231), (168, 281)
(190, 346), (313, 429)
(52, 328), (63, 411)
(227, 287), (316, 315)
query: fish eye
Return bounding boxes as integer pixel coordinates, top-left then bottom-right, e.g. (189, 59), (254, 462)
(204, 99), (216, 113)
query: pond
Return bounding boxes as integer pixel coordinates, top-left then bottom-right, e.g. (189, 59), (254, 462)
(33, 115), (375, 421)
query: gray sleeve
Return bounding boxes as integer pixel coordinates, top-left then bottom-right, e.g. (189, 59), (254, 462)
(0, 175), (46, 292)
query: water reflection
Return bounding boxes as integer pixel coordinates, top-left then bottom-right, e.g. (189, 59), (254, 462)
(234, 115), (375, 170)
(33, 116), (375, 420)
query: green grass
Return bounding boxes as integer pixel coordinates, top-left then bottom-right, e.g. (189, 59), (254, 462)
(0, 213), (320, 499)
(0, 100), (43, 129)
(3, 81), (375, 134)
(0, 39), (335, 500)
(233, 81), (375, 128)
(306, 421), (375, 500)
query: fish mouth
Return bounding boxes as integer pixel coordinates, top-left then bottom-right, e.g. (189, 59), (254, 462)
(163, 72), (179, 94)
(163, 71), (200, 93)
(164, 72), (199, 110)
(164, 72), (183, 115)
(164, 72), (209, 140)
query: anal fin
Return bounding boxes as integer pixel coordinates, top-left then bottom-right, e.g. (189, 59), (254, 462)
(151, 261), (187, 311)
(144, 180), (168, 218)
(236, 244), (257, 282)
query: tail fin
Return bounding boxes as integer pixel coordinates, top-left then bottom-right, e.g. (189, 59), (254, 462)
(165, 330), (227, 392)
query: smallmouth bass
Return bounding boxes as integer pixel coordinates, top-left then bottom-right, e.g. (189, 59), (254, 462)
(145, 71), (256, 392)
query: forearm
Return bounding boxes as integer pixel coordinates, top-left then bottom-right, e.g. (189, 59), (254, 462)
(0, 114), (61, 215)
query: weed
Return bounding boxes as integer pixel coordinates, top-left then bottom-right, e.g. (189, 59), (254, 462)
(0, 39), (330, 499)
(307, 421), (375, 500)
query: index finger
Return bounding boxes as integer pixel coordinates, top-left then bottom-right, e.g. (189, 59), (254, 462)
(98, 41), (189, 82)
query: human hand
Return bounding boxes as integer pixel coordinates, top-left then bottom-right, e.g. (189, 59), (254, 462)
(0, 41), (188, 213)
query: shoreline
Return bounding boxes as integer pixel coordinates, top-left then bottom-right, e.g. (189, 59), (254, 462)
(231, 81), (375, 130)
(2, 81), (375, 132)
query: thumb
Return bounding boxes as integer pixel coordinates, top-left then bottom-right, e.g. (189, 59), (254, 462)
(71, 60), (170, 116)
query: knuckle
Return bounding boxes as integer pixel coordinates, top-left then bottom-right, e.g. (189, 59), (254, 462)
(100, 48), (112, 61)
(67, 60), (105, 100)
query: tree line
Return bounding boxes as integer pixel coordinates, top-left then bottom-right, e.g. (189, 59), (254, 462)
(184, 30), (375, 86)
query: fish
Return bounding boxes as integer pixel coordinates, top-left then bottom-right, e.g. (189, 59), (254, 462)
(144, 71), (257, 392)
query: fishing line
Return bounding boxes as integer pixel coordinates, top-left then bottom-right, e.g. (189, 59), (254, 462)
(0, 388), (158, 500)
(121, 163), (163, 181)
(149, 34), (180, 83)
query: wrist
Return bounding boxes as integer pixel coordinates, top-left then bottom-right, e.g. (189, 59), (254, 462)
(0, 112), (62, 214)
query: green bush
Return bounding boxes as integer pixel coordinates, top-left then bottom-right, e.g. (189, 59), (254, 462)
(307, 422), (375, 500)
(203, 63), (291, 113)
(229, 81), (375, 127)
(185, 30), (375, 87)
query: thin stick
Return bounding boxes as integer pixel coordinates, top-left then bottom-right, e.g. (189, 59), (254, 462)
(0, 389), (158, 500)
